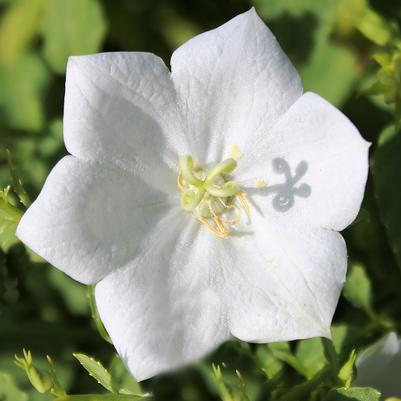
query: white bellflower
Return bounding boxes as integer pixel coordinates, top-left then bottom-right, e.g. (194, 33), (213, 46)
(17, 9), (370, 380)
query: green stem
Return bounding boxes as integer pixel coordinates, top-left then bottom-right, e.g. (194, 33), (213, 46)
(321, 338), (339, 385)
(87, 285), (112, 344)
(277, 367), (331, 401)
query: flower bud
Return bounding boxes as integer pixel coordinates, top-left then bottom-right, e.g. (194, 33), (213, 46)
(15, 349), (53, 394)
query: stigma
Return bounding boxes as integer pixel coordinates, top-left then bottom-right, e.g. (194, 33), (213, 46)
(177, 155), (250, 238)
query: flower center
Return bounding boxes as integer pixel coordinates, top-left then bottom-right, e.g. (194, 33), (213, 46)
(177, 155), (250, 238)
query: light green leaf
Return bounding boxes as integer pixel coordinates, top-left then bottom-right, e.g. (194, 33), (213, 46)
(301, 43), (358, 106)
(7, 149), (31, 208)
(0, 372), (28, 401)
(343, 263), (374, 317)
(40, 0), (107, 74)
(54, 396), (145, 401)
(0, 186), (22, 251)
(373, 130), (401, 269)
(0, 51), (50, 131)
(255, 345), (284, 379)
(0, 0), (47, 63)
(325, 387), (381, 401)
(73, 353), (116, 393)
(295, 338), (326, 379)
(338, 350), (357, 388)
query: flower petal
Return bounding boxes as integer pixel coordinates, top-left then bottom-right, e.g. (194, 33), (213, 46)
(17, 156), (175, 284)
(224, 216), (347, 342)
(64, 52), (188, 185)
(170, 8), (302, 164)
(95, 219), (230, 381)
(238, 92), (370, 231)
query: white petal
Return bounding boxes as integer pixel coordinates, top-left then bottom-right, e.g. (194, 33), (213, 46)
(238, 92), (370, 231)
(64, 52), (188, 187)
(170, 8), (302, 164)
(95, 219), (230, 381)
(17, 156), (175, 285)
(223, 216), (347, 342)
(355, 332), (401, 397)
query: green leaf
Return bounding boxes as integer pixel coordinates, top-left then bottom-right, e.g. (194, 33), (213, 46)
(7, 149), (31, 208)
(54, 396), (146, 401)
(0, 51), (51, 131)
(301, 43), (357, 106)
(343, 263), (374, 317)
(295, 338), (326, 379)
(109, 355), (141, 396)
(0, 371), (28, 401)
(0, 0), (47, 63)
(325, 387), (381, 401)
(268, 342), (309, 378)
(40, 0), (107, 74)
(73, 353), (116, 393)
(0, 186), (22, 251)
(373, 130), (401, 269)
(338, 350), (357, 388)
(255, 345), (284, 379)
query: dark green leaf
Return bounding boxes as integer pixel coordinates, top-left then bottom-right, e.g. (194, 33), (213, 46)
(373, 129), (401, 269)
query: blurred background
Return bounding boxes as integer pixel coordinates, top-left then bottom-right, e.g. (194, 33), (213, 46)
(1, 0), (401, 400)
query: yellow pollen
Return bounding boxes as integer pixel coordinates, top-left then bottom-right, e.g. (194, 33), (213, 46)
(255, 179), (267, 188)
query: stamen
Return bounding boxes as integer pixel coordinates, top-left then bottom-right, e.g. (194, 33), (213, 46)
(237, 191), (251, 219)
(225, 204), (242, 226)
(198, 217), (228, 238)
(177, 173), (185, 192)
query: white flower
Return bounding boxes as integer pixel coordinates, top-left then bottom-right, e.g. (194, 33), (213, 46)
(16, 8), (370, 381)
(355, 332), (401, 397)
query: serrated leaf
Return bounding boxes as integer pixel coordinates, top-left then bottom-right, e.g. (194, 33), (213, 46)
(40, 0), (107, 74)
(325, 387), (381, 401)
(7, 149), (30, 208)
(54, 396), (145, 401)
(73, 353), (116, 393)
(0, 186), (22, 251)
(373, 130), (401, 269)
(343, 264), (374, 317)
(0, 372), (28, 401)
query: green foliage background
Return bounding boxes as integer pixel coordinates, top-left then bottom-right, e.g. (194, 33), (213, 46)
(1, 0), (401, 400)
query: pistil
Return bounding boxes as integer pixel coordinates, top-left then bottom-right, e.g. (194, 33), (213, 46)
(178, 155), (250, 238)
